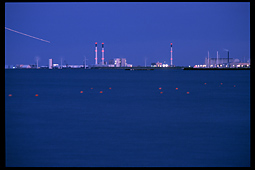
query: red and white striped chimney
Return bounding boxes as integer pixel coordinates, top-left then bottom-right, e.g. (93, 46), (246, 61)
(102, 43), (104, 65)
(170, 43), (173, 66)
(95, 42), (97, 65)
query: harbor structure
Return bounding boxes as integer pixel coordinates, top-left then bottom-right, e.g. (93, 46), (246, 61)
(151, 61), (168, 67)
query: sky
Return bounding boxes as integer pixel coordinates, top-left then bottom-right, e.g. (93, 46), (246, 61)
(5, 2), (250, 66)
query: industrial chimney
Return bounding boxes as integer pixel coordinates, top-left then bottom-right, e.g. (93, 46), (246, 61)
(95, 42), (98, 65)
(170, 43), (173, 67)
(102, 43), (104, 65)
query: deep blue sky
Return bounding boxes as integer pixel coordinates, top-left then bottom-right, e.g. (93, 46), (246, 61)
(5, 2), (250, 66)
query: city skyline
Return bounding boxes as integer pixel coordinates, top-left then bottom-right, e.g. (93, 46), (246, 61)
(5, 2), (250, 66)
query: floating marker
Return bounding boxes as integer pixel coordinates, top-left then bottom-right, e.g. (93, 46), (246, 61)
(234, 85), (236, 87)
(91, 88), (93, 89)
(100, 91), (103, 93)
(220, 83), (223, 85)
(160, 91), (163, 94)
(204, 83), (207, 85)
(35, 94), (39, 97)
(175, 88), (178, 90)
(186, 92), (190, 94)
(109, 87), (112, 89)
(80, 91), (83, 93)
(8, 94), (12, 97)
(159, 87), (162, 90)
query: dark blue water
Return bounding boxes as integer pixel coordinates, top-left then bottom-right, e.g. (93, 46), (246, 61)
(5, 69), (250, 167)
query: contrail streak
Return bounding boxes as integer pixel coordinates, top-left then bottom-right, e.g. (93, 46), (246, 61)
(5, 27), (50, 43)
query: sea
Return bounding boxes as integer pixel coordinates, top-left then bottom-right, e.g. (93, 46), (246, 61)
(5, 69), (250, 167)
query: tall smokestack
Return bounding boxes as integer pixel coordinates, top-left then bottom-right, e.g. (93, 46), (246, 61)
(170, 43), (173, 67)
(216, 51), (218, 67)
(208, 51), (210, 68)
(228, 51), (229, 64)
(49, 59), (53, 69)
(223, 48), (229, 66)
(102, 43), (104, 65)
(95, 42), (98, 65)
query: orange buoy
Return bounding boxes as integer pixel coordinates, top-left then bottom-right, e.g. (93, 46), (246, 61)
(204, 83), (207, 85)
(186, 92), (190, 94)
(91, 88), (93, 89)
(8, 94), (12, 97)
(160, 91), (163, 94)
(109, 87), (112, 89)
(234, 85), (236, 87)
(80, 91), (83, 93)
(175, 88), (178, 90)
(159, 87), (162, 90)
(220, 83), (223, 85)
(35, 94), (39, 97)
(100, 91), (103, 93)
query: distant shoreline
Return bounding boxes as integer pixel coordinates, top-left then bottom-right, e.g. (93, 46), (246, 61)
(5, 66), (184, 70)
(183, 67), (250, 70)
(5, 66), (250, 70)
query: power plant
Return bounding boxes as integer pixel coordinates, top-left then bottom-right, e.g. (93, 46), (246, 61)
(5, 41), (250, 69)
(193, 50), (250, 69)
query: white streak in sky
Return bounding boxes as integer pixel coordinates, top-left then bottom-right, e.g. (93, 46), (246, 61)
(5, 27), (50, 43)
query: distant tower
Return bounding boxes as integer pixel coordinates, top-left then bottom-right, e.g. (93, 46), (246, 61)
(49, 59), (53, 69)
(102, 43), (104, 65)
(95, 42), (98, 65)
(216, 51), (219, 67)
(207, 51), (210, 68)
(170, 43), (173, 67)
(227, 50), (229, 64)
(61, 58), (62, 69)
